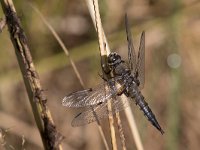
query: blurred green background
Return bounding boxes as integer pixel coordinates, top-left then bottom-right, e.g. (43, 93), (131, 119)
(0, 0), (200, 150)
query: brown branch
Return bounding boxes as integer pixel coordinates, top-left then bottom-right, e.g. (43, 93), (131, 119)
(0, 1), (63, 149)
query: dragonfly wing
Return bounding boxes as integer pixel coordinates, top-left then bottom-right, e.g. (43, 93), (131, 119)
(71, 96), (130, 127)
(125, 14), (137, 71)
(136, 31), (145, 89)
(62, 82), (116, 108)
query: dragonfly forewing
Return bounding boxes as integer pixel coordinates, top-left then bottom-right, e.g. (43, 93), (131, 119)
(62, 81), (117, 108)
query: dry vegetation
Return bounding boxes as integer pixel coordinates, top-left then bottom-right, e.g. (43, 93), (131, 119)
(0, 0), (200, 150)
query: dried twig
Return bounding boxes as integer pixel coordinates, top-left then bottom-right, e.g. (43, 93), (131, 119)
(0, 1), (63, 149)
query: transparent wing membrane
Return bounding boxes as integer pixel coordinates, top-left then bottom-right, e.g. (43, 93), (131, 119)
(125, 14), (137, 71)
(136, 31), (145, 89)
(71, 96), (130, 126)
(62, 82), (116, 108)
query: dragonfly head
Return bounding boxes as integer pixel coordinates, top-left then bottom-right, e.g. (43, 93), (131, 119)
(108, 52), (122, 67)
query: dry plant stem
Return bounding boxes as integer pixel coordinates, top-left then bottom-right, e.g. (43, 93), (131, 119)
(86, 0), (110, 73)
(86, 0), (110, 54)
(87, 0), (119, 150)
(107, 102), (118, 150)
(0, 1), (63, 149)
(86, 1), (111, 147)
(92, 0), (106, 55)
(87, 4), (111, 134)
(29, 3), (84, 88)
(116, 112), (127, 150)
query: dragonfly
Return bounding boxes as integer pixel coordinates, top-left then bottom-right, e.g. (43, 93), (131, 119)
(62, 14), (164, 134)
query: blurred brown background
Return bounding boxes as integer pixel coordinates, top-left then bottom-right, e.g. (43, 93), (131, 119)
(0, 0), (200, 149)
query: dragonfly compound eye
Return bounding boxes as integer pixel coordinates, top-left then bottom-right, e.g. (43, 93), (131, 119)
(108, 52), (122, 65)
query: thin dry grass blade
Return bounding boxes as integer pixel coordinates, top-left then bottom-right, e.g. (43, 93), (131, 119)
(122, 97), (144, 150)
(86, 0), (118, 150)
(29, 3), (109, 150)
(107, 101), (118, 150)
(86, 0), (111, 74)
(29, 3), (84, 88)
(116, 112), (127, 150)
(86, 0), (110, 55)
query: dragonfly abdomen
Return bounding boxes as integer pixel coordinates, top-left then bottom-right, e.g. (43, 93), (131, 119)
(131, 91), (164, 134)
